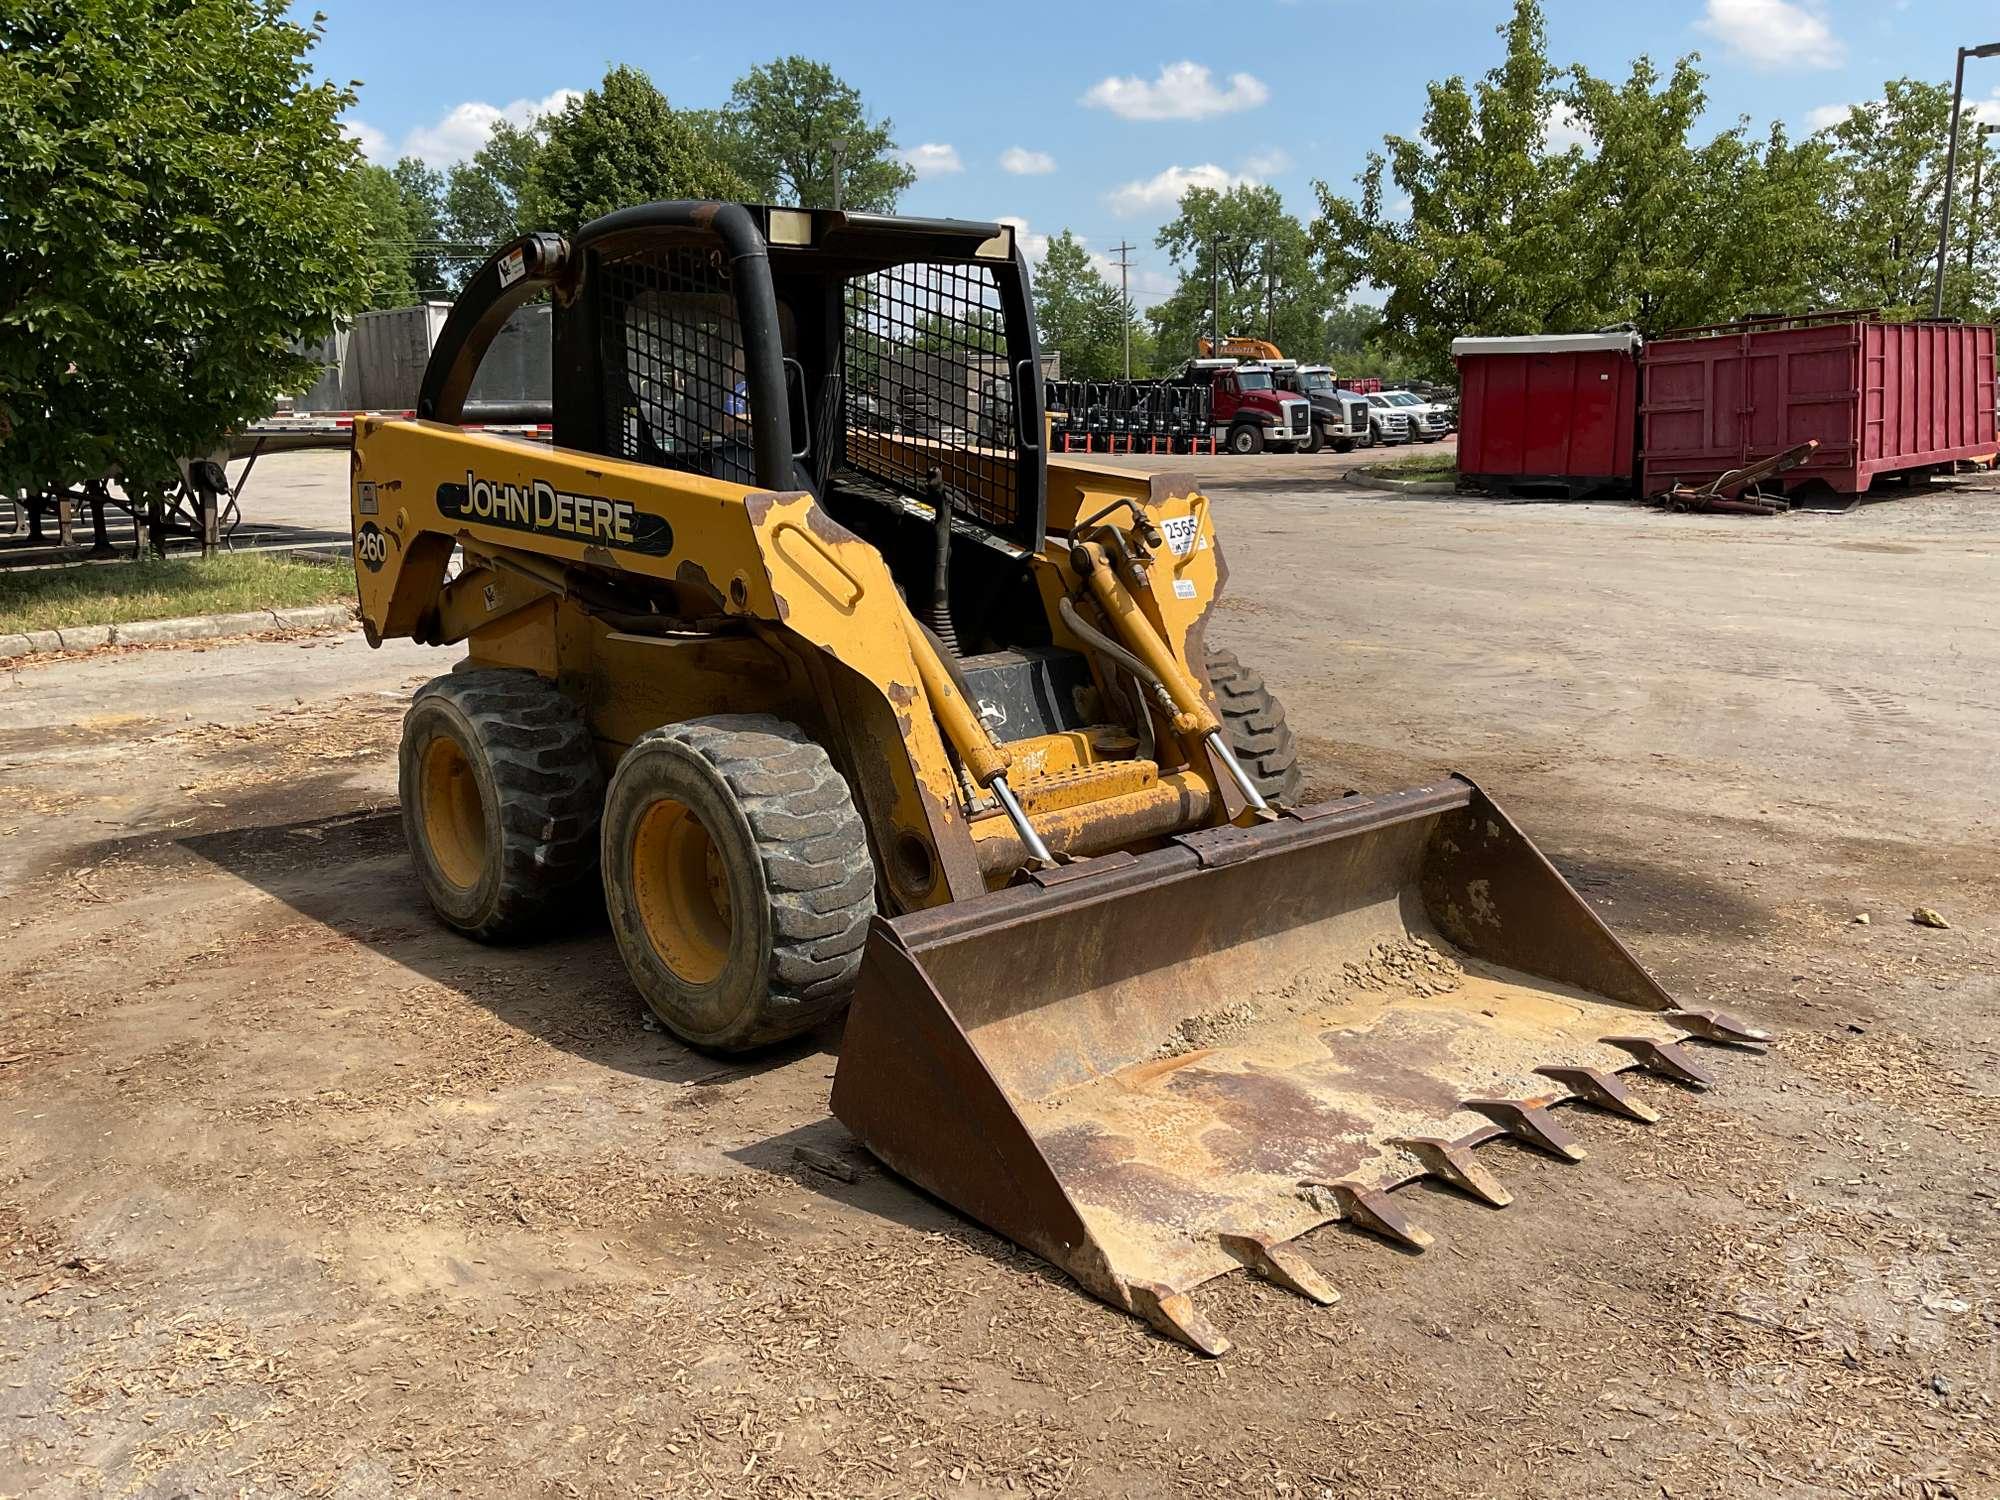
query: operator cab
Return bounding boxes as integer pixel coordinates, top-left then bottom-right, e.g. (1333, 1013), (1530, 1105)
(420, 203), (1054, 659)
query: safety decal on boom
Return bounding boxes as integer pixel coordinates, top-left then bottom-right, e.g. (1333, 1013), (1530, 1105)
(436, 472), (674, 556)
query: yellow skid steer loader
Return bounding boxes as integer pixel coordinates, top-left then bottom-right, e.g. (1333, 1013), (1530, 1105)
(349, 202), (1767, 1354)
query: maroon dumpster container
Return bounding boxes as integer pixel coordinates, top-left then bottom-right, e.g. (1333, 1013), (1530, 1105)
(1639, 312), (1997, 497)
(1452, 332), (1641, 498)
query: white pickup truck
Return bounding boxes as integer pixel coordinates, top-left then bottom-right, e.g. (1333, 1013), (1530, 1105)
(1376, 389), (1452, 443)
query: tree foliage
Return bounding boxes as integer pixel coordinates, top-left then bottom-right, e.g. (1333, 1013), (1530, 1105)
(1148, 185), (1326, 366)
(391, 156), (449, 297)
(1310, 0), (2000, 375)
(0, 0), (369, 497)
(351, 163), (416, 310)
(523, 66), (747, 235)
(445, 118), (543, 258)
(1816, 81), (1997, 316)
(711, 56), (913, 211)
(1034, 232), (1140, 379)
(1310, 0), (1575, 372)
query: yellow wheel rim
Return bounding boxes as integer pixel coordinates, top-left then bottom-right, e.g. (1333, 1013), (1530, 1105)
(631, 799), (733, 985)
(419, 735), (487, 891)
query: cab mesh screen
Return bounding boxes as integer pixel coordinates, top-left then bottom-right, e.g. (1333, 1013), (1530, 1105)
(842, 262), (1016, 532)
(599, 245), (755, 485)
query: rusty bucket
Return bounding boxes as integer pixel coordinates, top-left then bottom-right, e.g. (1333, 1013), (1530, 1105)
(831, 777), (1765, 1354)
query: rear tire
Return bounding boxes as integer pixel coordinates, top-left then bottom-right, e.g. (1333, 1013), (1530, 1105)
(1205, 647), (1304, 805)
(1228, 423), (1264, 456)
(601, 715), (875, 1053)
(399, 669), (604, 942)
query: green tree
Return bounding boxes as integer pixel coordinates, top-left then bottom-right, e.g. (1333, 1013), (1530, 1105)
(1310, 0), (1576, 373)
(1148, 184), (1325, 365)
(1558, 58), (1838, 334)
(711, 56), (914, 211)
(391, 156), (449, 296)
(1319, 301), (1422, 381)
(1816, 81), (1995, 318)
(0, 0), (369, 503)
(523, 66), (746, 235)
(445, 117), (543, 260)
(351, 163), (416, 309)
(1034, 231), (1136, 379)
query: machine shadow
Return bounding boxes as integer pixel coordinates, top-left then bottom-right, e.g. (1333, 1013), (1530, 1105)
(176, 806), (819, 1089)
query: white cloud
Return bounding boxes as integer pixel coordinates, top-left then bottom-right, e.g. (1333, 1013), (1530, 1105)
(997, 216), (1051, 261)
(1239, 147), (1293, 177)
(1804, 102), (1852, 132)
(1544, 103), (1591, 153)
(397, 88), (581, 167)
(1105, 162), (1252, 216)
(1972, 91), (2000, 128)
(1696, 0), (1844, 72)
(1083, 61), (1270, 122)
(901, 142), (964, 178)
(1000, 146), (1057, 176)
(344, 117), (389, 162)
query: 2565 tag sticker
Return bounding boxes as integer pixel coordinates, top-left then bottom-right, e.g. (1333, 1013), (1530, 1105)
(1160, 515), (1201, 556)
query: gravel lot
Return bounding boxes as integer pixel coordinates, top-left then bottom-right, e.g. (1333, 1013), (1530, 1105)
(3, 445), (1996, 1498)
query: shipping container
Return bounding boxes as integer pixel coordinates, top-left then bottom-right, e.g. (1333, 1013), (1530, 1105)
(1452, 331), (1642, 498)
(1639, 313), (1997, 497)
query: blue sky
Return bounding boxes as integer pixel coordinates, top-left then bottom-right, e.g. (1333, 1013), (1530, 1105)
(325, 0), (2000, 303)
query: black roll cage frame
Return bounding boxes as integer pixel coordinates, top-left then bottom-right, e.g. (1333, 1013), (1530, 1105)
(417, 201), (1050, 551)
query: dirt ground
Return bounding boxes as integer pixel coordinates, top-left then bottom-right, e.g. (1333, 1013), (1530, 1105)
(3, 447), (1997, 1499)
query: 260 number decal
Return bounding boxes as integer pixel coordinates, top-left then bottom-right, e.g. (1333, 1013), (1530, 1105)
(356, 521), (389, 572)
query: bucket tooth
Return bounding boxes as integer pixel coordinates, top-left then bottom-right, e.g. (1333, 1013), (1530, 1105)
(1535, 1064), (1661, 1124)
(1665, 1008), (1773, 1050)
(1219, 1233), (1340, 1306)
(1310, 1181), (1435, 1252)
(1128, 1281), (1231, 1358)
(1603, 1035), (1716, 1089)
(1464, 1099), (1587, 1162)
(1392, 1135), (1514, 1208)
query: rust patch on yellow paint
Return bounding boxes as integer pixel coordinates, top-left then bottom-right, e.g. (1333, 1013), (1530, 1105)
(675, 560), (727, 612)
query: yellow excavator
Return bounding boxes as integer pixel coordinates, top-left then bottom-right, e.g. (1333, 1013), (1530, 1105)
(348, 202), (1767, 1354)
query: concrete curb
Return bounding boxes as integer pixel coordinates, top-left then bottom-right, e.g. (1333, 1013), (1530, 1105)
(0, 603), (354, 663)
(1348, 465), (1461, 496)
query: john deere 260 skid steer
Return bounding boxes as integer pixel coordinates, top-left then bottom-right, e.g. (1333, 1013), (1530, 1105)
(349, 201), (1767, 1354)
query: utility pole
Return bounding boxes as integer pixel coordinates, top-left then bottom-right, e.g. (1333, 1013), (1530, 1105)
(1936, 41), (2000, 317)
(831, 142), (846, 211)
(1208, 238), (1220, 356)
(1111, 241), (1136, 378)
(1263, 239), (1276, 343)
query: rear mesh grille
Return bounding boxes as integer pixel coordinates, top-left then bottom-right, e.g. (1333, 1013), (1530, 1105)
(842, 261), (1017, 533)
(598, 245), (754, 485)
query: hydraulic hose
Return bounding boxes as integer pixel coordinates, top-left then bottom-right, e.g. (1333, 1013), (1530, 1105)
(1058, 593), (1169, 704)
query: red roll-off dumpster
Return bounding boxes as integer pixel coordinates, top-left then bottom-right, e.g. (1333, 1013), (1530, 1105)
(1452, 331), (1642, 498)
(1639, 312), (1997, 497)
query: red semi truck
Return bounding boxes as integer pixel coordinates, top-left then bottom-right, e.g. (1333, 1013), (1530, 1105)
(1180, 357), (1314, 454)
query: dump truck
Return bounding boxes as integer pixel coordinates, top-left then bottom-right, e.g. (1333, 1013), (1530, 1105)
(349, 201), (1768, 1355)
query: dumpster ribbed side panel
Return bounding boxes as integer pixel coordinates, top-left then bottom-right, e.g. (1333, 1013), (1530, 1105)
(1643, 317), (1997, 496)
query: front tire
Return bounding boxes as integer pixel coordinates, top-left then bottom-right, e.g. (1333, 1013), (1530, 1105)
(601, 715), (875, 1052)
(399, 669), (604, 942)
(1303, 426), (1325, 454)
(1228, 423), (1264, 456)
(1205, 647), (1304, 804)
